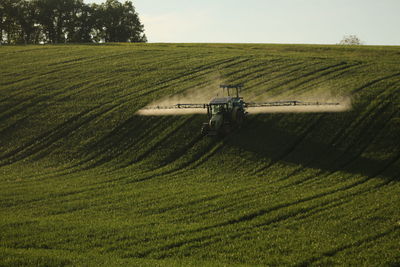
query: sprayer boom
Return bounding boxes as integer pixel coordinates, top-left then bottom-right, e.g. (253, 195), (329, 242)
(139, 85), (344, 136)
(246, 100), (340, 108)
(143, 100), (340, 110)
(142, 103), (208, 110)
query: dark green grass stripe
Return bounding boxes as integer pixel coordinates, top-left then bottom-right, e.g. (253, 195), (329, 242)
(352, 72), (400, 94)
(296, 227), (399, 267)
(228, 61), (309, 90)
(223, 58), (289, 80)
(135, 57), (246, 99)
(115, 160), (399, 253)
(268, 62), (357, 96)
(291, 62), (364, 95)
(95, 116), (195, 170)
(282, 107), (399, 188)
(253, 114), (324, 176)
(0, 99), (141, 166)
(119, 138), (226, 185)
(244, 61), (327, 96)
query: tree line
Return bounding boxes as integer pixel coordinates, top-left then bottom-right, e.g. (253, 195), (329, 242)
(0, 0), (147, 44)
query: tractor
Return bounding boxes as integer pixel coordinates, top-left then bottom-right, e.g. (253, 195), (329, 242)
(201, 85), (246, 136)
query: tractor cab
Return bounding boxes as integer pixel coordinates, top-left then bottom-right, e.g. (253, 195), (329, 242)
(208, 97), (232, 117)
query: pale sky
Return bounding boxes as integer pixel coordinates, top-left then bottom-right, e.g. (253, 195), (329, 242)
(84, 0), (400, 45)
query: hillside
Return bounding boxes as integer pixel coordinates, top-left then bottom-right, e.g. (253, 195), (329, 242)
(1, 43), (399, 266)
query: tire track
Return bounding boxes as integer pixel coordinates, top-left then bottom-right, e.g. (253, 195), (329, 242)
(154, 155), (399, 252)
(224, 58), (289, 80)
(0, 80), (93, 124)
(121, 138), (226, 185)
(281, 103), (398, 188)
(0, 56), (240, 167)
(102, 116), (195, 169)
(253, 114), (324, 176)
(292, 62), (364, 95)
(352, 72), (400, 94)
(124, 155), (400, 254)
(249, 62), (347, 97)
(0, 105), (109, 167)
(269, 62), (355, 97)
(230, 61), (308, 91)
(244, 61), (324, 97)
(0, 55), (238, 175)
(296, 227), (399, 267)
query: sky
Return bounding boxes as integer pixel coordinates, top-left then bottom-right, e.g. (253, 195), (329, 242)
(84, 0), (400, 45)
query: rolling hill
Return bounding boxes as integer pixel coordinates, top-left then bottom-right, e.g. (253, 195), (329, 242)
(1, 43), (399, 266)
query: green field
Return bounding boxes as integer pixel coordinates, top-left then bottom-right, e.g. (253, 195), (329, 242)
(1, 43), (400, 266)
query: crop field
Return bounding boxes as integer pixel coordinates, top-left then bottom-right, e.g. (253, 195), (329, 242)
(1, 43), (400, 266)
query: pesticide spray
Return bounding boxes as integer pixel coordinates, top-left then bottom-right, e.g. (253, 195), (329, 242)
(137, 83), (351, 116)
(137, 83), (351, 136)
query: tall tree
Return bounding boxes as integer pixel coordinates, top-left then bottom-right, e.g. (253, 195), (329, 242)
(67, 2), (95, 43)
(1, 0), (14, 43)
(96, 0), (145, 42)
(121, 1), (146, 42)
(0, 1), (4, 43)
(14, 0), (39, 44)
(0, 0), (146, 44)
(35, 0), (57, 43)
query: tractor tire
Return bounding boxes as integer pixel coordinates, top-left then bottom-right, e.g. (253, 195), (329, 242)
(219, 123), (231, 137)
(201, 123), (210, 136)
(235, 110), (245, 128)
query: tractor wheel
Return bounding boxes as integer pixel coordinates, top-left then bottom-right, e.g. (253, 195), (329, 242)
(235, 110), (245, 128)
(201, 123), (210, 136)
(219, 124), (231, 137)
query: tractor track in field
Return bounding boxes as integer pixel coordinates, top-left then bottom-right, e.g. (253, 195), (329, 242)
(242, 61), (308, 85)
(0, 56), (360, 171)
(297, 226), (400, 266)
(73, 132), (224, 186)
(0, 105), (107, 167)
(352, 72), (400, 94)
(0, 80), (94, 126)
(0, 50), (206, 103)
(0, 56), (244, 167)
(253, 114), (324, 176)
(246, 61), (322, 93)
(32, 77), (218, 177)
(0, 76), (33, 87)
(76, 115), (178, 167)
(21, 73), (228, 179)
(281, 88), (398, 183)
(134, 57), (247, 98)
(244, 61), (333, 96)
(219, 57), (253, 70)
(254, 62), (349, 95)
(229, 61), (310, 90)
(224, 58), (288, 79)
(138, 157), (400, 255)
(267, 62), (355, 96)
(139, 171), (392, 245)
(209, 176), (398, 250)
(121, 138), (227, 185)
(93, 115), (195, 170)
(280, 101), (399, 188)
(291, 62), (364, 95)
(89, 133), (228, 186)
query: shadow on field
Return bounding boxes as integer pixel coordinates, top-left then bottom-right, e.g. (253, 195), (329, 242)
(82, 110), (399, 182)
(225, 113), (399, 181)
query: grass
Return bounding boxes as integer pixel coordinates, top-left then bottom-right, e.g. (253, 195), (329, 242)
(1, 43), (400, 266)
